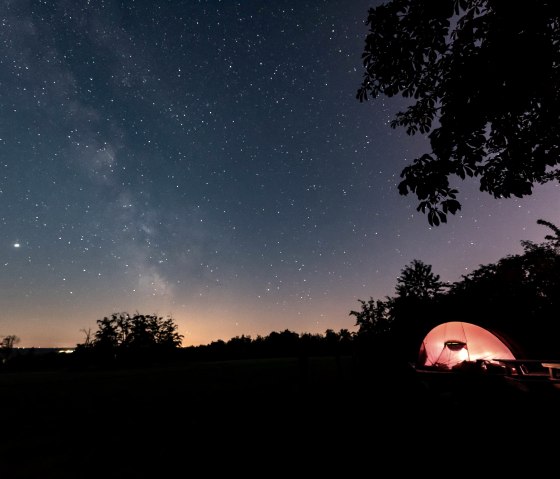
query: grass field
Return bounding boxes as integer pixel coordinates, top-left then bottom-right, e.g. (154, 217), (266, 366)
(0, 355), (558, 477)
(0, 356), (368, 477)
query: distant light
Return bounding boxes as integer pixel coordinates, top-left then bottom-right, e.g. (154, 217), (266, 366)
(13, 243), (20, 248)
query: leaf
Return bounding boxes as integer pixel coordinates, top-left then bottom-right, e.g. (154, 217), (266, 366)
(428, 210), (439, 226)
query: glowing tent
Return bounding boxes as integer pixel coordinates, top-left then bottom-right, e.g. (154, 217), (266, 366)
(417, 321), (515, 371)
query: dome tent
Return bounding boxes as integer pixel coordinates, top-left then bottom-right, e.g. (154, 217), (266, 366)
(417, 321), (515, 371)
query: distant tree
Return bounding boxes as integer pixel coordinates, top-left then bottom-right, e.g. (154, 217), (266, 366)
(227, 335), (254, 359)
(349, 297), (393, 339)
(1, 335), (20, 350)
(357, 1), (560, 225)
(181, 328), (356, 361)
(84, 312), (183, 364)
(351, 260), (447, 363)
(264, 329), (300, 357)
(391, 260), (446, 361)
(0, 335), (20, 364)
(350, 297), (398, 363)
(395, 259), (445, 299)
(299, 332), (327, 355)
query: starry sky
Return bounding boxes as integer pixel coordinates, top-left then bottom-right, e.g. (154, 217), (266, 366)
(1, 0), (558, 348)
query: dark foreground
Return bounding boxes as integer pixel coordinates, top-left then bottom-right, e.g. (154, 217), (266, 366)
(0, 356), (558, 477)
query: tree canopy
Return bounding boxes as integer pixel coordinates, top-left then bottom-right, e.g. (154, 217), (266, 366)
(77, 312), (184, 364)
(395, 258), (445, 299)
(357, 0), (560, 225)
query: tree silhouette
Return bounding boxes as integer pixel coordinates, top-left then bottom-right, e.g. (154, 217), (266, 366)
(349, 296), (397, 366)
(391, 260), (446, 362)
(357, 1), (560, 225)
(349, 297), (393, 338)
(536, 218), (560, 248)
(82, 312), (183, 365)
(181, 329), (356, 362)
(395, 259), (445, 299)
(447, 223), (560, 357)
(350, 260), (445, 344)
(0, 335), (20, 364)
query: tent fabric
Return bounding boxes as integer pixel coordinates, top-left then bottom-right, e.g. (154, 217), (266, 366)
(417, 321), (515, 371)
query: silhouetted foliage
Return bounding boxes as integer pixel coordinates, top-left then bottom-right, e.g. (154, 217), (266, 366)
(349, 297), (395, 365)
(395, 259), (445, 299)
(350, 260), (447, 365)
(391, 260), (447, 361)
(76, 312), (183, 367)
(180, 328), (356, 362)
(357, 1), (560, 225)
(446, 221), (560, 358)
(351, 219), (560, 361)
(350, 297), (393, 339)
(0, 335), (20, 365)
(533, 218), (560, 248)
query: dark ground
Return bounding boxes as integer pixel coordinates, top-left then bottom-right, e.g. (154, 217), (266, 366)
(0, 356), (557, 477)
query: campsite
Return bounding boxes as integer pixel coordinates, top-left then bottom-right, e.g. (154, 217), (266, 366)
(2, 226), (560, 475)
(2, 1), (560, 474)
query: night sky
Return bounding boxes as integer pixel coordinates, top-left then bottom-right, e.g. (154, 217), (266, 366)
(2, 0), (558, 348)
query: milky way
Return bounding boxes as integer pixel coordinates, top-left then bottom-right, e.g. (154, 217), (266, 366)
(1, 0), (558, 347)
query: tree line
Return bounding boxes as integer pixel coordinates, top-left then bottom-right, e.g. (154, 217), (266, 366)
(204, 219), (560, 370)
(3, 325), (356, 372)
(2, 219), (559, 372)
